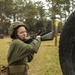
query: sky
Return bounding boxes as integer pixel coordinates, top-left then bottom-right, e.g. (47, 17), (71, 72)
(32, 0), (48, 9)
(32, 0), (46, 3)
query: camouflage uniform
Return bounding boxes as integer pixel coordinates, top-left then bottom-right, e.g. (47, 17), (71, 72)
(7, 22), (41, 75)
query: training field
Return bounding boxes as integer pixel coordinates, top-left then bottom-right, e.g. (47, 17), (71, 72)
(0, 36), (63, 75)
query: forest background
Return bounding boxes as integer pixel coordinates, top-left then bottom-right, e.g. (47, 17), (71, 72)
(0, 0), (74, 35)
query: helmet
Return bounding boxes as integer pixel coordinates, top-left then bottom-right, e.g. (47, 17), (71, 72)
(9, 21), (27, 37)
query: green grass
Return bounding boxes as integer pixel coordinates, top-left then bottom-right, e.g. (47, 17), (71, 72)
(0, 36), (63, 75)
(0, 37), (11, 65)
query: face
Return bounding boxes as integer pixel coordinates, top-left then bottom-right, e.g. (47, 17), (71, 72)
(17, 26), (27, 40)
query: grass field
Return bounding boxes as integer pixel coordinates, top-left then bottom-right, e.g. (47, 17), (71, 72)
(0, 36), (63, 75)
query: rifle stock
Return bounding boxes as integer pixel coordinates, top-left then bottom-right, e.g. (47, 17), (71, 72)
(41, 30), (54, 41)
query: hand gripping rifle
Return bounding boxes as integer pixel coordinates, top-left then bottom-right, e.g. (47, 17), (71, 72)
(24, 30), (54, 44)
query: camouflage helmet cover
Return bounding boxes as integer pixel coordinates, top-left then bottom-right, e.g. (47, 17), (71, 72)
(9, 21), (27, 36)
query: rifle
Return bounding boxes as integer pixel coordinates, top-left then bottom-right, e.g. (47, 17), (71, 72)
(23, 30), (54, 62)
(24, 30), (54, 43)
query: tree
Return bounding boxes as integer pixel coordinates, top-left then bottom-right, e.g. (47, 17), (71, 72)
(0, 0), (13, 34)
(46, 0), (70, 21)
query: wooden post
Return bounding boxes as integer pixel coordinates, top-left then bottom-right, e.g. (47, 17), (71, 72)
(55, 21), (58, 46)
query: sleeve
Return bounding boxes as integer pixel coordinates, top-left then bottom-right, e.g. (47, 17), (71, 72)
(27, 53), (34, 62)
(17, 37), (41, 53)
(29, 37), (41, 53)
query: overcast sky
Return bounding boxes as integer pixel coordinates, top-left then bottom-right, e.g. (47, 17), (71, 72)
(32, 0), (46, 3)
(32, 0), (48, 9)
